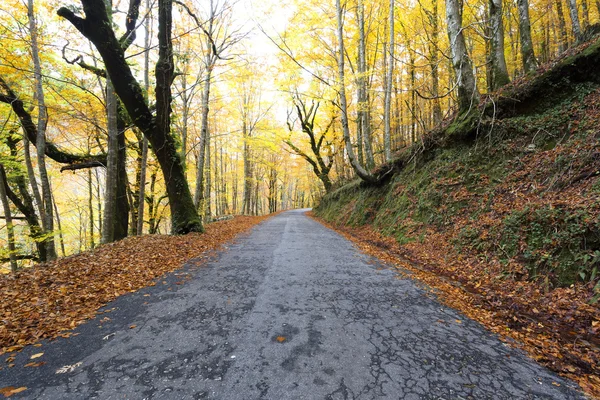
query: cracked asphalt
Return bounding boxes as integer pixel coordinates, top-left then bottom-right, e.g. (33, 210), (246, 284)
(0, 209), (586, 399)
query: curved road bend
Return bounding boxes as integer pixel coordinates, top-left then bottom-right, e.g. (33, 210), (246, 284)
(0, 209), (586, 399)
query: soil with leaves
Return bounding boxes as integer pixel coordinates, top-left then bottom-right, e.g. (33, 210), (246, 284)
(314, 215), (600, 399)
(0, 216), (268, 362)
(313, 89), (600, 399)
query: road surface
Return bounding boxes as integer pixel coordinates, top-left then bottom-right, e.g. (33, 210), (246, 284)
(0, 210), (585, 399)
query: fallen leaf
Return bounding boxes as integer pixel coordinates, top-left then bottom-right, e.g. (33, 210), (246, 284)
(30, 353), (43, 359)
(24, 361), (45, 368)
(129, 325), (136, 329)
(0, 386), (27, 397)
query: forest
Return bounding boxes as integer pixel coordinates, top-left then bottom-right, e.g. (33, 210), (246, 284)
(2, 0), (600, 396)
(0, 0), (596, 268)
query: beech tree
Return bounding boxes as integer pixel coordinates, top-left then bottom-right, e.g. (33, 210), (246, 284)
(336, 0), (377, 183)
(58, 0), (203, 234)
(286, 95), (337, 192)
(445, 0), (480, 112)
(488, 0), (510, 90)
(517, 0), (538, 73)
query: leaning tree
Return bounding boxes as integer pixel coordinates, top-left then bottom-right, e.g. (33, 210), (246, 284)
(58, 0), (203, 234)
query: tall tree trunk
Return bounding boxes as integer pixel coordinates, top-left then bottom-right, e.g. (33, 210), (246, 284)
(137, 0), (151, 236)
(567, 0), (582, 40)
(5, 138), (46, 261)
(243, 123), (252, 214)
(180, 73), (189, 170)
(22, 134), (43, 228)
(445, 0), (480, 112)
(517, 0), (538, 73)
(29, 0), (56, 261)
(205, 128), (212, 218)
(102, 77), (118, 244)
(429, 0), (443, 125)
(383, 0), (394, 161)
(357, 0), (374, 169)
(555, 0), (570, 52)
(58, 0), (202, 234)
(88, 168), (95, 248)
(0, 165), (18, 272)
(194, 65), (213, 213)
(115, 114), (129, 240)
(336, 0), (377, 183)
(51, 189), (66, 257)
(489, 0), (510, 90)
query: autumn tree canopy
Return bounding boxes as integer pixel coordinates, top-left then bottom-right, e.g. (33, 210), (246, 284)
(0, 0), (596, 267)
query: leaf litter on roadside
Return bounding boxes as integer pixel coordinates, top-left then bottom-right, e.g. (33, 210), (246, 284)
(0, 216), (268, 359)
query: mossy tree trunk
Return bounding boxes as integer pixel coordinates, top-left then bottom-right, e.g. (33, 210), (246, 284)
(58, 0), (203, 234)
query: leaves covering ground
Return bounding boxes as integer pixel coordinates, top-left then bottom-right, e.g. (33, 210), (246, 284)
(0, 215), (269, 359)
(313, 84), (600, 398)
(313, 214), (600, 398)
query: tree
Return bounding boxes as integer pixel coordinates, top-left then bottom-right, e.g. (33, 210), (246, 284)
(29, 0), (57, 260)
(517, 0), (538, 73)
(488, 0), (510, 90)
(356, 0), (375, 169)
(445, 0), (480, 112)
(336, 0), (377, 183)
(0, 164), (18, 272)
(286, 95), (337, 192)
(58, 0), (203, 234)
(383, 0), (395, 161)
(566, 0), (582, 40)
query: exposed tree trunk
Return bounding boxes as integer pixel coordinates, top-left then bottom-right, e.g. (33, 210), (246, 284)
(58, 0), (202, 234)
(336, 0), (377, 183)
(489, 0), (510, 90)
(383, 0), (394, 161)
(114, 113), (129, 240)
(445, 0), (480, 112)
(180, 73), (189, 170)
(88, 168), (95, 248)
(205, 129), (212, 218)
(137, 0), (151, 236)
(555, 0), (570, 52)
(0, 165), (18, 272)
(102, 76), (118, 244)
(428, 0), (443, 125)
(22, 134), (43, 228)
(517, 0), (538, 73)
(193, 66), (213, 213)
(357, 0), (374, 169)
(242, 121), (252, 215)
(51, 189), (66, 257)
(29, 0), (56, 261)
(567, 0), (582, 40)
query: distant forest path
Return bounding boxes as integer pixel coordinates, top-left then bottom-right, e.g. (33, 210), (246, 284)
(0, 210), (585, 399)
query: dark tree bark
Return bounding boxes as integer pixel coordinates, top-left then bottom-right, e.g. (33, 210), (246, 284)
(58, 0), (202, 234)
(286, 97), (336, 192)
(4, 138), (47, 261)
(0, 75), (106, 168)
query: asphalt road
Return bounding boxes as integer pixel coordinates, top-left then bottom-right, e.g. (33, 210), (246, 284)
(0, 209), (586, 399)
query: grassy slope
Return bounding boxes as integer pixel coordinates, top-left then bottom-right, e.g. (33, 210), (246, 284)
(315, 37), (600, 396)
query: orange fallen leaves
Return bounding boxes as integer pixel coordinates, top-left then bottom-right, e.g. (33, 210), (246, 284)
(311, 213), (600, 399)
(0, 216), (269, 358)
(0, 387), (26, 397)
